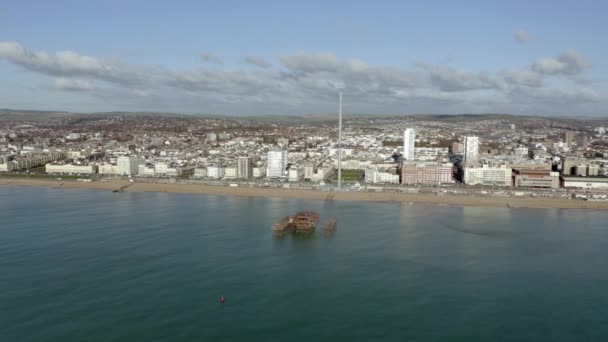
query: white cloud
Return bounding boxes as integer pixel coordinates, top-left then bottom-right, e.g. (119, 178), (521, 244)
(0, 41), (146, 86)
(425, 65), (501, 91)
(53, 78), (95, 92)
(513, 30), (533, 44)
(244, 56), (271, 68)
(200, 53), (223, 65)
(503, 68), (543, 87)
(0, 41), (602, 115)
(532, 49), (590, 75)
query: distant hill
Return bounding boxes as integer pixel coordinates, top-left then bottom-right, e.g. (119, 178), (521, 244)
(0, 109), (604, 124)
(0, 109), (79, 121)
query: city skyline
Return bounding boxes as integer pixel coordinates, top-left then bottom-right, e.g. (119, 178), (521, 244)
(0, 1), (607, 116)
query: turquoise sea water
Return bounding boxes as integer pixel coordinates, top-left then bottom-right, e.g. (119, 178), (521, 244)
(1, 186), (608, 341)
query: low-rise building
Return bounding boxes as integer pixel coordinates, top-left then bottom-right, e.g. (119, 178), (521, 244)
(138, 164), (156, 177)
(193, 167), (207, 178)
(98, 163), (119, 175)
(365, 168), (399, 184)
(288, 167), (304, 182)
(46, 163), (97, 174)
(562, 176), (608, 189)
(224, 167), (237, 179)
(513, 170), (560, 189)
(464, 165), (512, 186)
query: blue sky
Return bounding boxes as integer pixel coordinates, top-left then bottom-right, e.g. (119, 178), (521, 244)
(1, 0), (607, 115)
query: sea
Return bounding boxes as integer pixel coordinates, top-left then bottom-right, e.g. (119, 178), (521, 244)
(1, 185), (608, 341)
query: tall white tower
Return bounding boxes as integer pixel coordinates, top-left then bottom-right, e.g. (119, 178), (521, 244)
(403, 128), (416, 161)
(237, 156), (252, 179)
(464, 136), (479, 164)
(338, 92), (342, 189)
(266, 150), (288, 178)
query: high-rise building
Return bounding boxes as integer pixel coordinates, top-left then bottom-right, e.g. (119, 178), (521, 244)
(403, 128), (416, 161)
(564, 131), (575, 145)
(581, 135), (589, 149)
(237, 156), (252, 179)
(266, 150), (288, 178)
(464, 136), (479, 164)
(117, 155), (138, 175)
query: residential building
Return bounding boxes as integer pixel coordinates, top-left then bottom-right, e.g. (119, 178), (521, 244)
(193, 167), (207, 178)
(45, 163), (97, 174)
(253, 167), (263, 178)
(564, 131), (575, 145)
(403, 128), (415, 161)
(207, 165), (225, 179)
(266, 150), (288, 178)
(237, 156), (252, 179)
(98, 163), (119, 175)
(288, 168), (303, 182)
(224, 167), (237, 179)
(464, 136), (479, 164)
(138, 164), (155, 177)
(117, 155), (138, 175)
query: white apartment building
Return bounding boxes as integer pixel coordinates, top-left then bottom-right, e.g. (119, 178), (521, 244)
(464, 165), (512, 186)
(46, 163), (97, 174)
(365, 168), (399, 184)
(207, 165), (225, 179)
(288, 167), (304, 182)
(237, 156), (252, 179)
(98, 163), (119, 175)
(403, 128), (416, 161)
(117, 156), (138, 175)
(224, 167), (237, 179)
(0, 152), (66, 171)
(154, 163), (170, 176)
(193, 167), (207, 178)
(267, 150), (288, 178)
(464, 136), (479, 164)
(562, 176), (608, 189)
(138, 164), (156, 177)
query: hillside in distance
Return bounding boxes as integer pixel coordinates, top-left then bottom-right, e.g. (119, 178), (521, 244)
(0, 109), (605, 126)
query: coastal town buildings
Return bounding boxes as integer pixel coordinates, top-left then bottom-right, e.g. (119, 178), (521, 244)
(0, 112), (607, 197)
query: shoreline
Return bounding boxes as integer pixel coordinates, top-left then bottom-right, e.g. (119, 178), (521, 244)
(2, 178), (608, 210)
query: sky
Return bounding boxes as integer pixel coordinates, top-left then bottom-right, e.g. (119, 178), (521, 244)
(0, 0), (607, 116)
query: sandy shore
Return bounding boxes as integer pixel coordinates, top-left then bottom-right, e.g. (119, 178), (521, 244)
(2, 178), (608, 210)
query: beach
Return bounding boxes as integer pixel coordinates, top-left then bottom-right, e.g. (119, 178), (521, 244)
(2, 177), (608, 210)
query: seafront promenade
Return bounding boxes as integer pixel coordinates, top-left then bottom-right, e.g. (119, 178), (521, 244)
(2, 178), (608, 210)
